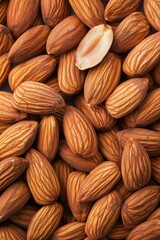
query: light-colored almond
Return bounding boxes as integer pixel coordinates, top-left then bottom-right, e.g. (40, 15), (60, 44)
(0, 224), (26, 240)
(144, 0), (160, 31)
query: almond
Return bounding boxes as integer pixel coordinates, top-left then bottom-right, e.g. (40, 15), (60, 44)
(68, 0), (105, 28)
(112, 12), (150, 53)
(41, 0), (69, 28)
(84, 52), (121, 105)
(121, 138), (151, 191)
(0, 224), (26, 240)
(8, 55), (56, 91)
(8, 25), (51, 62)
(123, 32), (160, 77)
(13, 81), (65, 115)
(0, 122), (12, 134)
(108, 221), (130, 239)
(0, 121), (38, 161)
(63, 106), (98, 158)
(85, 191), (122, 239)
(151, 157), (160, 185)
(46, 77), (68, 99)
(36, 115), (59, 162)
(26, 148), (60, 205)
(0, 24), (14, 56)
(32, 13), (44, 27)
(0, 157), (27, 191)
(144, 0), (160, 31)
(0, 53), (12, 88)
(148, 208), (160, 220)
(104, 0), (142, 22)
(88, 150), (103, 165)
(105, 78), (149, 118)
(46, 15), (87, 56)
(76, 24), (113, 70)
(0, 181), (30, 222)
(150, 120), (160, 132)
(79, 161), (121, 202)
(114, 180), (133, 202)
(152, 62), (160, 85)
(27, 202), (63, 240)
(121, 186), (160, 229)
(0, 1), (8, 24)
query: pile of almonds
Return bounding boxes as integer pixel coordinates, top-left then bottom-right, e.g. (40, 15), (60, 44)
(0, 0), (160, 239)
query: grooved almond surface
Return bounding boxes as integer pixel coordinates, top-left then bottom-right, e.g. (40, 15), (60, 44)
(0, 122), (12, 134)
(108, 221), (130, 239)
(152, 62), (160, 85)
(0, 24), (13, 56)
(0, 53), (12, 88)
(144, 0), (160, 31)
(0, 224), (26, 240)
(63, 106), (98, 158)
(46, 77), (68, 99)
(147, 207), (160, 220)
(114, 181), (133, 202)
(151, 157), (160, 185)
(0, 1), (8, 24)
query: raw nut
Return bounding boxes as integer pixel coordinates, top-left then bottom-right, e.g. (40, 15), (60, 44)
(68, 0), (105, 28)
(85, 191), (122, 239)
(52, 222), (86, 240)
(125, 88), (160, 127)
(58, 49), (86, 95)
(84, 52), (121, 105)
(0, 157), (28, 191)
(0, 121), (38, 161)
(63, 106), (98, 158)
(147, 208), (160, 220)
(123, 32), (160, 77)
(67, 171), (92, 222)
(152, 62), (160, 85)
(0, 91), (27, 123)
(0, 53), (12, 88)
(114, 181), (133, 202)
(117, 128), (160, 157)
(74, 94), (116, 130)
(8, 25), (51, 62)
(107, 221), (130, 239)
(0, 1), (8, 24)
(0, 24), (14, 56)
(0, 224), (26, 240)
(144, 0), (160, 31)
(98, 126), (123, 163)
(127, 219), (160, 240)
(104, 0), (142, 22)
(46, 15), (87, 56)
(121, 186), (160, 229)
(76, 24), (113, 70)
(0, 181), (31, 222)
(36, 115), (59, 162)
(59, 140), (97, 173)
(0, 122), (12, 134)
(112, 12), (150, 53)
(26, 148), (60, 205)
(151, 157), (160, 184)
(105, 78), (149, 119)
(27, 202), (63, 240)
(13, 81), (65, 115)
(8, 55), (56, 91)
(46, 77), (68, 99)
(121, 138), (151, 191)
(10, 204), (38, 229)
(88, 150), (103, 165)
(150, 120), (160, 132)
(41, 0), (69, 28)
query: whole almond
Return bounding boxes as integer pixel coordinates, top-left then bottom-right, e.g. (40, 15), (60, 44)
(63, 106), (98, 158)
(84, 52), (121, 105)
(68, 0), (105, 28)
(112, 12), (150, 53)
(114, 180), (133, 202)
(85, 191), (122, 239)
(0, 24), (14, 56)
(0, 224), (26, 240)
(0, 121), (38, 161)
(152, 62), (160, 85)
(123, 32), (160, 77)
(0, 53), (12, 88)
(0, 1), (8, 24)
(26, 148), (60, 205)
(121, 186), (160, 229)
(144, 0), (160, 31)
(27, 203), (63, 240)
(105, 78), (149, 118)
(46, 15), (87, 56)
(41, 0), (69, 28)
(0, 181), (30, 222)
(13, 81), (65, 115)
(9, 55), (56, 91)
(148, 207), (160, 220)
(0, 122), (12, 134)
(108, 221), (130, 239)
(8, 25), (51, 62)
(0, 157), (28, 191)
(151, 157), (160, 185)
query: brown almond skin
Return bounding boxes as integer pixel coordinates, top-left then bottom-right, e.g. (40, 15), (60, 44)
(68, 0), (105, 28)
(26, 148), (60, 205)
(112, 12), (150, 53)
(0, 224), (26, 240)
(41, 0), (69, 28)
(0, 53), (12, 88)
(108, 221), (130, 239)
(114, 180), (133, 202)
(27, 203), (63, 240)
(0, 181), (31, 222)
(121, 186), (160, 229)
(0, 157), (28, 191)
(148, 208), (160, 220)
(63, 106), (98, 158)
(8, 25), (51, 62)
(0, 121), (38, 161)
(46, 15), (88, 56)
(9, 55), (56, 91)
(152, 62), (160, 85)
(0, 24), (14, 56)
(151, 157), (160, 185)
(150, 120), (160, 132)
(104, 0), (142, 22)
(46, 77), (68, 99)
(144, 0), (160, 31)
(0, 1), (8, 24)
(123, 32), (160, 77)
(86, 191), (122, 239)
(0, 122), (12, 134)
(84, 52), (121, 106)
